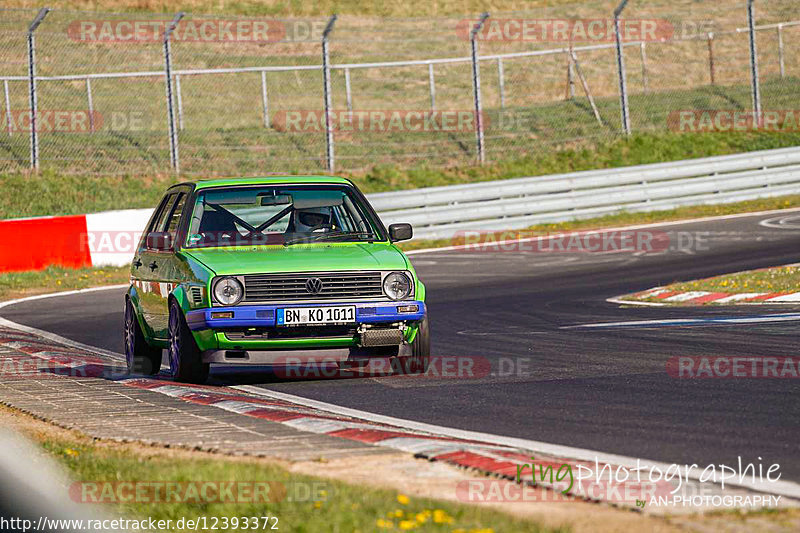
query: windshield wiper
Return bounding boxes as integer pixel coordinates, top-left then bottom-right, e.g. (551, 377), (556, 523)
(284, 231), (376, 246)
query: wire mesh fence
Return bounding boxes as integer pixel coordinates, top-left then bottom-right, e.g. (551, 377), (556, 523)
(1, 0), (799, 177)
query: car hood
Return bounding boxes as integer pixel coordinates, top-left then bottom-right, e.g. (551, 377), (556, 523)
(180, 243), (410, 275)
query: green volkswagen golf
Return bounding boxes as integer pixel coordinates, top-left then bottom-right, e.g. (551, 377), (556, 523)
(124, 176), (428, 384)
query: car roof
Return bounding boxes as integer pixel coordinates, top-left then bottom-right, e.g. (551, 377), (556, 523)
(177, 176), (352, 191)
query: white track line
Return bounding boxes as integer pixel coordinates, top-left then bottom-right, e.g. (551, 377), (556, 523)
(563, 313), (800, 329)
(406, 205), (800, 255)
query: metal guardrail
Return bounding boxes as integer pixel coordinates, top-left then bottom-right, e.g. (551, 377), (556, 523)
(370, 146), (800, 240)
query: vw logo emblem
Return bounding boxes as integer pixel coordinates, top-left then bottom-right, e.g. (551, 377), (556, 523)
(305, 277), (323, 294)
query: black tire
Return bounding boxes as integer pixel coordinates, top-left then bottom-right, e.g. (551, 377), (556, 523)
(168, 299), (210, 384)
(124, 298), (162, 376)
(394, 316), (430, 374)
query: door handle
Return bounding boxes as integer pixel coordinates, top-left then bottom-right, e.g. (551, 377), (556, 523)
(133, 258), (142, 268)
(149, 261), (158, 271)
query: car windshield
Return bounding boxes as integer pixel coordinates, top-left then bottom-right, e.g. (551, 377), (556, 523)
(184, 184), (384, 248)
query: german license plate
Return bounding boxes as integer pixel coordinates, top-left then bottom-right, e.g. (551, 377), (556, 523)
(277, 306), (356, 326)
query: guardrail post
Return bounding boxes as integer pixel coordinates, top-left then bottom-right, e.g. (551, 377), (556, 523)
(4, 80), (12, 137)
(747, 0), (762, 127)
(322, 14), (337, 173)
(27, 7), (49, 170)
(777, 24), (785, 78)
(470, 12), (490, 165)
(707, 32), (716, 84)
(85, 78), (94, 132)
(428, 63), (436, 111)
(613, 0), (631, 135)
(260, 71), (270, 128)
(163, 12), (184, 173)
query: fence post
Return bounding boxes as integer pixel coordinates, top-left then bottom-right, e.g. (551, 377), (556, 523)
(707, 32), (716, 84)
(27, 7), (49, 170)
(344, 67), (353, 115)
(322, 14), (337, 173)
(4, 80), (12, 137)
(640, 42), (648, 93)
(85, 78), (95, 132)
(470, 12), (490, 165)
(747, 0), (761, 126)
(565, 49), (575, 100)
(260, 71), (270, 128)
(613, 0), (631, 135)
(163, 12), (184, 173)
(497, 57), (505, 109)
(777, 24), (785, 79)
(175, 74), (184, 131)
(428, 63), (436, 111)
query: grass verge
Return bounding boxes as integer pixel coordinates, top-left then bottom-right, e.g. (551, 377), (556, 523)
(666, 265), (800, 294)
(1, 404), (555, 533)
(0, 265), (129, 301)
(3, 130), (800, 219)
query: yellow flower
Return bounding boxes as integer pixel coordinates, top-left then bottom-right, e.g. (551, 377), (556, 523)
(398, 520), (416, 530)
(393, 509), (404, 518)
(415, 513), (427, 523)
(432, 509), (453, 524)
(376, 518), (393, 529)
(63, 448), (79, 457)
(397, 493), (410, 505)
(313, 501), (322, 509)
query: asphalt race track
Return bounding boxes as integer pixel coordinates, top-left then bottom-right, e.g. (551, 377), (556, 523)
(4, 210), (800, 480)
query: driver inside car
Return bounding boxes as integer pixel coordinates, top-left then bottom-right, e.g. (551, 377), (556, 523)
(290, 206), (335, 233)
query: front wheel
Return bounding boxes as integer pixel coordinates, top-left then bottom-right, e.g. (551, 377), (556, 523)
(168, 300), (210, 384)
(124, 299), (162, 376)
(394, 317), (430, 374)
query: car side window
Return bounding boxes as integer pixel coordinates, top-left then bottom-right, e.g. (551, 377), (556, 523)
(143, 193), (178, 251)
(165, 193), (186, 241)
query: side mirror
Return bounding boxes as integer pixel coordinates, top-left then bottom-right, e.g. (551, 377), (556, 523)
(388, 223), (413, 242)
(146, 232), (173, 251)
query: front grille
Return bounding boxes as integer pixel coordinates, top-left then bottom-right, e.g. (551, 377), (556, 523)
(243, 272), (384, 302)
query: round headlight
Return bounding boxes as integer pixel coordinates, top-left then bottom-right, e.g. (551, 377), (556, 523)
(213, 277), (244, 306)
(383, 272), (412, 301)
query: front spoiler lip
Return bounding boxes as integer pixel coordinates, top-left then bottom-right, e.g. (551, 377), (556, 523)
(186, 300), (426, 331)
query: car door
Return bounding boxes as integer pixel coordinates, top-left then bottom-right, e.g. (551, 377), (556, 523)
(137, 192), (185, 339)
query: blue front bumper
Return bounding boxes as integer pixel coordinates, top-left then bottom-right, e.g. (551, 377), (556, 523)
(186, 300), (426, 331)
